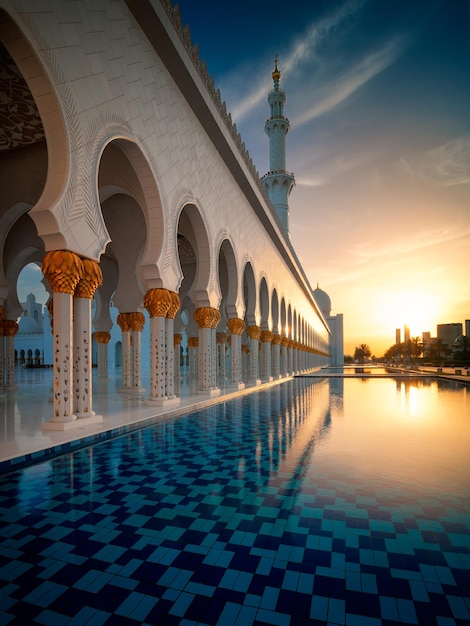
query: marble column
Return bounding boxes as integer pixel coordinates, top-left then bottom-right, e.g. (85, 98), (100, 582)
(272, 334), (282, 379)
(194, 307), (220, 396)
(288, 339), (294, 375)
(188, 337), (198, 379)
(227, 317), (245, 390)
(117, 313), (132, 393)
(174, 333), (182, 396)
(216, 332), (227, 381)
(144, 288), (174, 405)
(94, 331), (111, 381)
(73, 259), (102, 419)
(3, 320), (18, 388)
(165, 292), (180, 401)
(247, 325), (262, 385)
(41, 250), (83, 429)
(260, 330), (273, 382)
(128, 312), (145, 395)
(0, 306), (4, 385)
(281, 337), (288, 377)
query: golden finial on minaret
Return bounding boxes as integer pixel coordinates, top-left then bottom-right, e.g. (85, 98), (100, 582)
(272, 53), (281, 83)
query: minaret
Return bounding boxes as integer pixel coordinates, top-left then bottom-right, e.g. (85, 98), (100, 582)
(261, 56), (295, 236)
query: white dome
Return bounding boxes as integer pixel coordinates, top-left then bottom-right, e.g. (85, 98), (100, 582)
(19, 314), (41, 333)
(313, 285), (331, 316)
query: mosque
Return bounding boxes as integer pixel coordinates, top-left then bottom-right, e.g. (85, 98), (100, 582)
(1, 0), (343, 431)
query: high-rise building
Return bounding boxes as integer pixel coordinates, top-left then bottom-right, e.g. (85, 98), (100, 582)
(437, 323), (462, 346)
(395, 328), (401, 345)
(465, 320), (470, 337)
(404, 324), (410, 343)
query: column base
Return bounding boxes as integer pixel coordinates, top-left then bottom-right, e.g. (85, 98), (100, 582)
(145, 396), (180, 407)
(229, 382), (245, 390)
(262, 376), (274, 382)
(198, 388), (221, 397)
(124, 387), (146, 396)
(42, 413), (103, 431)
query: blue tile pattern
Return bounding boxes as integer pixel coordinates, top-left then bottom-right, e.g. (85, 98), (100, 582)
(0, 378), (469, 625)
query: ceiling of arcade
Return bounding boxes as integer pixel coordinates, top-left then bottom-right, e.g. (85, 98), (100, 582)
(0, 43), (45, 152)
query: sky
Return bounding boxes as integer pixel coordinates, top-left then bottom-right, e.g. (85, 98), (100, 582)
(18, 0), (470, 356)
(174, 0), (470, 356)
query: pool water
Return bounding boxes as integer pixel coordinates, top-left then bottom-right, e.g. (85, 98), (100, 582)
(0, 376), (469, 625)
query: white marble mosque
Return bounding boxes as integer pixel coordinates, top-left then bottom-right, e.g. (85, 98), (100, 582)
(1, 0), (343, 436)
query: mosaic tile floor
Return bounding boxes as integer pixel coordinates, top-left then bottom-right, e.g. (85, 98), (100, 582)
(0, 378), (469, 625)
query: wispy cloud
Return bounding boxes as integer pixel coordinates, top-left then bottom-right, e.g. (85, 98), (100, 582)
(350, 224), (470, 261)
(398, 136), (470, 186)
(227, 0), (367, 121)
(294, 36), (406, 126)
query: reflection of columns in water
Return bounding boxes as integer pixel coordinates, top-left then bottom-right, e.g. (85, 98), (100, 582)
(3, 319), (18, 387)
(41, 250), (83, 426)
(194, 307), (220, 396)
(260, 330), (273, 381)
(94, 331), (111, 381)
(74, 258), (103, 417)
(227, 317), (245, 389)
(247, 325), (261, 384)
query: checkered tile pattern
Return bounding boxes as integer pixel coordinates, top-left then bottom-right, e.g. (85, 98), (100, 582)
(0, 379), (469, 625)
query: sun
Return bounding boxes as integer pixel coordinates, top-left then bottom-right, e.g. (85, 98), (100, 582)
(379, 289), (440, 338)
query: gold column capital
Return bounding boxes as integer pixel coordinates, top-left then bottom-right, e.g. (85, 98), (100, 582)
(117, 312), (131, 332)
(3, 319), (18, 337)
(188, 336), (199, 348)
(75, 259), (103, 299)
(216, 332), (227, 344)
(247, 325), (261, 340)
(260, 330), (273, 344)
(272, 334), (282, 345)
(128, 312), (145, 332)
(227, 317), (245, 336)
(174, 333), (183, 347)
(281, 337), (289, 347)
(166, 291), (181, 319)
(94, 331), (111, 344)
(143, 288), (171, 318)
(42, 250), (84, 295)
(194, 307), (220, 329)
(242, 344), (250, 354)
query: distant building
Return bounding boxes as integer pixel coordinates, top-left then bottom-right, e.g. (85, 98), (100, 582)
(437, 323), (462, 346)
(395, 328), (401, 345)
(313, 286), (344, 366)
(404, 324), (410, 343)
(465, 320), (470, 337)
(15, 293), (52, 366)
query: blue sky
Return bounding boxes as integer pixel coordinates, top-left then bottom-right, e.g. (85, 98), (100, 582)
(175, 0), (470, 354)
(18, 0), (470, 355)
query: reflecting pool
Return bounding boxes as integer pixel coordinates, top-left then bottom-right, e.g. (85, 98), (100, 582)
(0, 376), (469, 625)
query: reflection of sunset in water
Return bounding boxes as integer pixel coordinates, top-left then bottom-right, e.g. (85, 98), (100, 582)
(311, 378), (469, 498)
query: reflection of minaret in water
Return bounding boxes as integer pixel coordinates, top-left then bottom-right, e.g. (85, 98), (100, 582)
(261, 56), (295, 236)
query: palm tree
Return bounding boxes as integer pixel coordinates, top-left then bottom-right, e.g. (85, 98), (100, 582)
(354, 343), (371, 363)
(410, 336), (423, 363)
(453, 335), (470, 365)
(429, 338), (451, 365)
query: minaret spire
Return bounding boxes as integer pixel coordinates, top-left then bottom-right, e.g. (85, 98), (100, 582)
(261, 56), (295, 236)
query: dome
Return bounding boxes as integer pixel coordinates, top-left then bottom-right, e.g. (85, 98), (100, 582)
(18, 314), (41, 333)
(313, 285), (331, 316)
